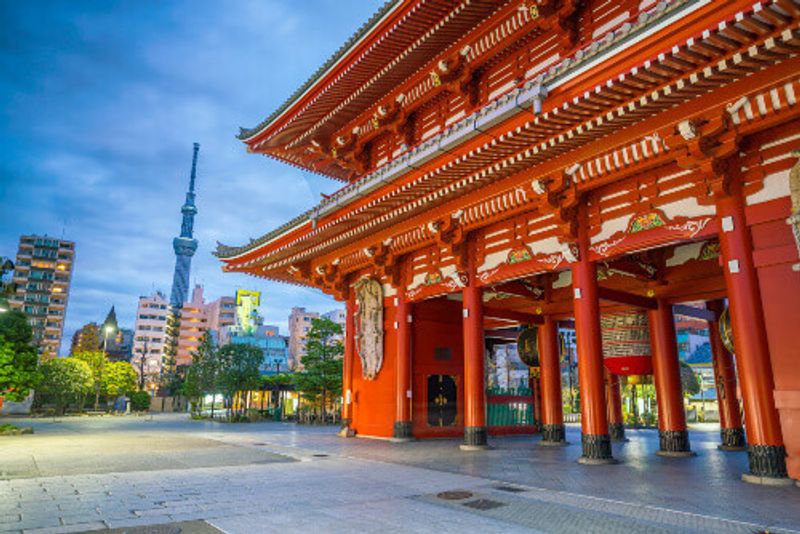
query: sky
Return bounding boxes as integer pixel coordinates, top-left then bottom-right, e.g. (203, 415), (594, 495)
(0, 0), (385, 353)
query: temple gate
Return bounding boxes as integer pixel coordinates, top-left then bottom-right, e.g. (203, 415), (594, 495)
(218, 0), (800, 485)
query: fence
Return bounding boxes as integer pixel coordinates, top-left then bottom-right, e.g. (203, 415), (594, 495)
(486, 386), (537, 435)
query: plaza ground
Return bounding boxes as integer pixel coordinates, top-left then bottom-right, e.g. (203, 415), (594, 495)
(0, 414), (798, 533)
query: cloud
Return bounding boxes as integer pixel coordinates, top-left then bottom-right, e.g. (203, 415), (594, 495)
(0, 0), (385, 352)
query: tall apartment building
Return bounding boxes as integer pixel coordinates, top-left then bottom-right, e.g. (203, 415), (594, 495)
(288, 307), (318, 370)
(176, 285), (235, 367)
(132, 291), (169, 387)
(9, 235), (75, 357)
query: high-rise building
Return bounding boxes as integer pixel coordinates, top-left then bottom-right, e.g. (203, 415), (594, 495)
(288, 307), (319, 370)
(175, 285), (235, 367)
(132, 292), (169, 388)
(9, 235), (75, 357)
(163, 143), (200, 378)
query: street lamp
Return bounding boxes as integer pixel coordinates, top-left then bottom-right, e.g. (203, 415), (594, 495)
(94, 324), (116, 411)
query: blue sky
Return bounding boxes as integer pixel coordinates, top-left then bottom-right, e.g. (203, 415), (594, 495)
(0, 0), (384, 352)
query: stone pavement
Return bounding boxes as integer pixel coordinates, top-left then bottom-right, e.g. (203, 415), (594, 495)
(0, 414), (798, 534)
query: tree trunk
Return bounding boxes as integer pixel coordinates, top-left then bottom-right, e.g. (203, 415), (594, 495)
(210, 394), (216, 420)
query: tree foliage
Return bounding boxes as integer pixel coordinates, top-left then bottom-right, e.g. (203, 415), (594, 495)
(38, 358), (93, 414)
(217, 343), (263, 417)
(680, 361), (701, 397)
(0, 310), (40, 401)
(102, 361), (137, 398)
(71, 323), (101, 354)
(293, 317), (343, 421)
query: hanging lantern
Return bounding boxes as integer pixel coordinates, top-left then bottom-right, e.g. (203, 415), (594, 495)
(601, 310), (653, 376)
(516, 326), (539, 368)
(719, 306), (735, 354)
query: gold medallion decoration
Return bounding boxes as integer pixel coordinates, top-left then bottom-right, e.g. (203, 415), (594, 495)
(719, 306), (735, 354)
(517, 326), (539, 367)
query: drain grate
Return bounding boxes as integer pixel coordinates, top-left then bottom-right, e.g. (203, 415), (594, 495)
(312, 453), (329, 457)
(253, 442), (268, 446)
(493, 484), (526, 493)
(463, 498), (507, 511)
(437, 490), (474, 500)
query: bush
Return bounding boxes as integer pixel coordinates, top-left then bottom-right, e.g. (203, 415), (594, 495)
(130, 391), (151, 412)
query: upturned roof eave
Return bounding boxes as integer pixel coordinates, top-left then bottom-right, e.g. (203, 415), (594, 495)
(237, 0), (403, 144)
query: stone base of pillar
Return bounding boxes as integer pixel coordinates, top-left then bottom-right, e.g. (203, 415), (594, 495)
(337, 419), (355, 438)
(717, 427), (746, 451)
(742, 445), (790, 484)
(459, 426), (490, 451)
(391, 421), (414, 442)
(577, 433), (616, 464)
(539, 424), (567, 446)
(656, 430), (695, 457)
(609, 422), (628, 442)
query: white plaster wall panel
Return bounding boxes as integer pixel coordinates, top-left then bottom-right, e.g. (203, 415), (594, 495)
(746, 169), (790, 206)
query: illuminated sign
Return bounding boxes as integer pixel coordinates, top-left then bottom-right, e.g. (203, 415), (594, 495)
(236, 289), (261, 334)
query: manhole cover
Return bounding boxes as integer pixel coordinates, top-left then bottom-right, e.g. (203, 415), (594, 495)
(436, 490), (474, 500)
(253, 442), (268, 446)
(312, 453), (329, 457)
(463, 499), (507, 510)
(123, 525), (181, 534)
(493, 485), (526, 493)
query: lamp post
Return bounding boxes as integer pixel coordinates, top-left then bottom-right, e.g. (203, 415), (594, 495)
(94, 324), (115, 411)
(137, 338), (149, 391)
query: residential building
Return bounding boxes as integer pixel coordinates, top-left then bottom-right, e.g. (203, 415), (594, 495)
(132, 292), (169, 387)
(9, 234), (75, 357)
(176, 285), (235, 367)
(322, 308), (345, 326)
(288, 307), (318, 369)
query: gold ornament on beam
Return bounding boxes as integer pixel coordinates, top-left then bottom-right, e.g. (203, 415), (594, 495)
(719, 306), (735, 354)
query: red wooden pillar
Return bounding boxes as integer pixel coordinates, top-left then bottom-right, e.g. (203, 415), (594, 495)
(340, 296), (355, 437)
(707, 299), (745, 451)
(539, 316), (566, 445)
(461, 269), (488, 450)
(716, 186), (788, 481)
(605, 369), (626, 442)
(393, 293), (413, 440)
(572, 224), (614, 463)
(649, 299), (692, 456)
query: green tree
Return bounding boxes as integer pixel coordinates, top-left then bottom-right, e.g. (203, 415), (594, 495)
(102, 361), (137, 401)
(70, 323), (101, 354)
(680, 361), (701, 397)
(183, 332), (221, 417)
(218, 343), (263, 419)
(72, 350), (107, 410)
(0, 310), (40, 401)
(293, 317), (343, 423)
(38, 358), (93, 415)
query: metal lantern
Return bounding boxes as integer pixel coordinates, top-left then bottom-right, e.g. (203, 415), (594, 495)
(516, 326), (539, 368)
(601, 310), (653, 376)
(719, 306), (735, 354)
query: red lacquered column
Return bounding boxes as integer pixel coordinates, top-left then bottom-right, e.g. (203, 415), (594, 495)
(605, 369), (626, 442)
(340, 297), (355, 437)
(572, 224), (614, 464)
(707, 299), (745, 451)
(649, 299), (692, 456)
(461, 268), (488, 450)
(393, 293), (413, 440)
(539, 316), (566, 445)
(716, 185), (787, 482)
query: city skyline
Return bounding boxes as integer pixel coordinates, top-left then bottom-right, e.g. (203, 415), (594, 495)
(0, 1), (381, 352)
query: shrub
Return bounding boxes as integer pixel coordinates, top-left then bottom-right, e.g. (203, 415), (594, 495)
(130, 391), (151, 412)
